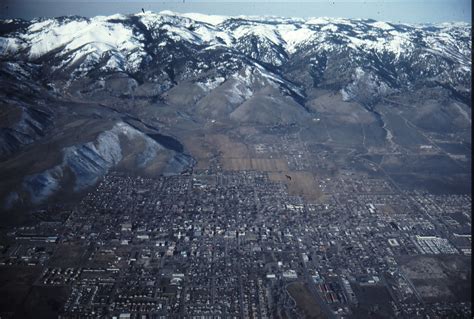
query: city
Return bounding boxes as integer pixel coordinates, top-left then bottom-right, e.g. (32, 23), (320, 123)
(1, 166), (470, 318)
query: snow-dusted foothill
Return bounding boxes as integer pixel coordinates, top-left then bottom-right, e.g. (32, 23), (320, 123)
(22, 122), (169, 204)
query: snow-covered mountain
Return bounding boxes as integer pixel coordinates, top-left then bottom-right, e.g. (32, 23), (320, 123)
(0, 11), (471, 208)
(1, 11), (471, 101)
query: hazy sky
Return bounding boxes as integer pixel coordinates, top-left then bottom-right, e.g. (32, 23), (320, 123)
(0, 0), (471, 23)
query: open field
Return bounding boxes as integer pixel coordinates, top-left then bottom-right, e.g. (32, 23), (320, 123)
(351, 283), (395, 319)
(287, 281), (327, 319)
(0, 266), (42, 315)
(207, 134), (250, 158)
(222, 157), (288, 171)
(181, 135), (214, 169)
(48, 243), (91, 268)
(15, 286), (71, 319)
(397, 255), (471, 303)
(269, 171), (324, 201)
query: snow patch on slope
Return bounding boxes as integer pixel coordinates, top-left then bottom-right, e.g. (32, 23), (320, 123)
(24, 166), (63, 204)
(233, 24), (282, 45)
(0, 37), (22, 56)
(346, 32), (412, 58)
(182, 12), (228, 26)
(197, 76), (225, 92)
(341, 67), (393, 103)
(277, 25), (315, 54)
(369, 21), (394, 30)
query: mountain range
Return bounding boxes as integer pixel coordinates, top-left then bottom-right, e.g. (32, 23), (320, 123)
(0, 11), (471, 211)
